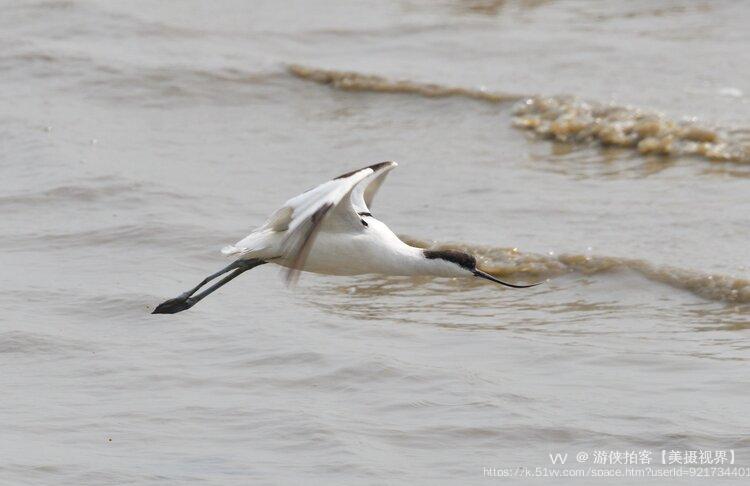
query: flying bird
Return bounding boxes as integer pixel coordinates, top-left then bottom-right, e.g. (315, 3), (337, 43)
(153, 162), (539, 314)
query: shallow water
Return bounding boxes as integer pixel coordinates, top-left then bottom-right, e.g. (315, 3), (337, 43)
(1, 1), (749, 484)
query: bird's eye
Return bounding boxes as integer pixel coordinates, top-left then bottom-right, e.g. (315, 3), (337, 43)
(360, 219), (368, 227)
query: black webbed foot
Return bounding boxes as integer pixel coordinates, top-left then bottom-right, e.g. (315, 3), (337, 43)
(151, 259), (266, 315)
(152, 295), (195, 314)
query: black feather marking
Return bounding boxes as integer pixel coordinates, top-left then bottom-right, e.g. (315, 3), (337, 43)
(333, 161), (393, 180)
(333, 168), (361, 180)
(285, 202), (334, 284)
(423, 249), (476, 271)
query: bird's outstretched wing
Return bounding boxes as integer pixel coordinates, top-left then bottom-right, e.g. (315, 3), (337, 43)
(224, 163), (397, 283)
(350, 161), (397, 214)
(280, 166), (375, 284)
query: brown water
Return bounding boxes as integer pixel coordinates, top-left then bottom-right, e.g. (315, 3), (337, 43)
(1, 1), (749, 484)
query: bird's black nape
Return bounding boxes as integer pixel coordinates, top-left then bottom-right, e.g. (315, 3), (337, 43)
(473, 269), (542, 289)
(152, 258), (266, 314)
(423, 249), (476, 271)
(423, 249), (541, 288)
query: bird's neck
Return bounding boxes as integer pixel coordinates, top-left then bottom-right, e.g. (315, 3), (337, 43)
(365, 219), (469, 277)
(387, 241), (468, 278)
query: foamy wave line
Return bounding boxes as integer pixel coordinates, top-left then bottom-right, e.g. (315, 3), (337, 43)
(512, 96), (749, 164)
(401, 236), (750, 304)
(288, 64), (523, 103)
(289, 65), (749, 164)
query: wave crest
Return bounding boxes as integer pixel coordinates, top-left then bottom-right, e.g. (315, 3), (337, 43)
(289, 64), (750, 165)
(288, 64), (522, 103)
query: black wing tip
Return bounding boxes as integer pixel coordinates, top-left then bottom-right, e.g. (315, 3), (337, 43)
(368, 161), (396, 172)
(333, 161), (396, 180)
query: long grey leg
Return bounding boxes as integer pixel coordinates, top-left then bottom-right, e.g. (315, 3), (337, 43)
(152, 259), (266, 314)
(183, 260), (243, 298)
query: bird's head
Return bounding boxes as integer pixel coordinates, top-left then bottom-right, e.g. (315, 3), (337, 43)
(422, 249), (540, 288)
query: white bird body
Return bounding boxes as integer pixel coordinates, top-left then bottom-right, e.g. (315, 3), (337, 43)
(276, 221), (460, 277)
(221, 161), (468, 279)
(153, 161), (538, 314)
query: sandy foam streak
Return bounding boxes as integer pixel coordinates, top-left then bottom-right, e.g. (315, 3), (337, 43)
(288, 64), (523, 103)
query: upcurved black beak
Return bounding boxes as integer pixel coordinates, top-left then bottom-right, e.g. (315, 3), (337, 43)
(473, 269), (542, 288)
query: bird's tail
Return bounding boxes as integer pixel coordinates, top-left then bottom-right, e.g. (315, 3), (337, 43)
(221, 229), (274, 258)
(221, 245), (243, 256)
